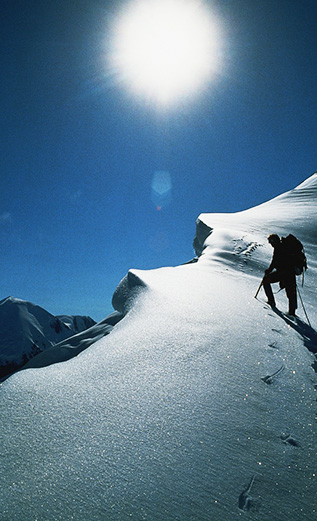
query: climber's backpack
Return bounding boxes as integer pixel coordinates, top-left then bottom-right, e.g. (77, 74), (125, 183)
(281, 234), (307, 275)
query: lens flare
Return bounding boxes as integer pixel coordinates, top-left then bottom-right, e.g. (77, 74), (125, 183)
(151, 171), (172, 209)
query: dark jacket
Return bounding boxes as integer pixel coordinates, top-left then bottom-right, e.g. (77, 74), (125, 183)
(267, 242), (295, 287)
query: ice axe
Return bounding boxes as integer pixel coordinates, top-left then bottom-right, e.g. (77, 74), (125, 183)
(254, 277), (264, 299)
(296, 283), (311, 327)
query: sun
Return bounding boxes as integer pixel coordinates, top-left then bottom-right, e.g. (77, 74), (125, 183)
(109, 0), (222, 105)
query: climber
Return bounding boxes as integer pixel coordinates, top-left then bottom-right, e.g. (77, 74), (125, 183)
(262, 233), (297, 316)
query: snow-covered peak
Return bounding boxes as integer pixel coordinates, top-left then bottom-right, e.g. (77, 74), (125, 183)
(1, 296), (22, 305)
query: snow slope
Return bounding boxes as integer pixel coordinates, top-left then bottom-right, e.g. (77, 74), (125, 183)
(0, 174), (316, 521)
(0, 297), (96, 378)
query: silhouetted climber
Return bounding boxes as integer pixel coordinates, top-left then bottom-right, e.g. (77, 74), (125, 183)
(263, 234), (297, 316)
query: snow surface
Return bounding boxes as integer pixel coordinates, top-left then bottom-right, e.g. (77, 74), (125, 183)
(0, 174), (316, 521)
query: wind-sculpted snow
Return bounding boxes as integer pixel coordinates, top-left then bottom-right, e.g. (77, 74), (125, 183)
(198, 172), (317, 249)
(0, 174), (316, 521)
(112, 270), (148, 314)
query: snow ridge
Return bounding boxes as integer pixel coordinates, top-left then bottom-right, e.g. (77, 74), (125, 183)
(0, 174), (316, 521)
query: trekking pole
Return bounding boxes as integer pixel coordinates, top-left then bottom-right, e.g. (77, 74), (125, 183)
(296, 284), (311, 327)
(254, 277), (264, 299)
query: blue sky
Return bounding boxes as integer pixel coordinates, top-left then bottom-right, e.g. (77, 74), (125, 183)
(1, 0), (316, 321)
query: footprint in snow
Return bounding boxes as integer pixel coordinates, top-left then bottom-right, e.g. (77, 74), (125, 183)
(261, 365), (285, 385)
(261, 365), (285, 384)
(268, 341), (279, 349)
(280, 433), (300, 447)
(238, 475), (260, 512)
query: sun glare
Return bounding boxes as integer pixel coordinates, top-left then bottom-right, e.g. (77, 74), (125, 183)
(109, 0), (222, 105)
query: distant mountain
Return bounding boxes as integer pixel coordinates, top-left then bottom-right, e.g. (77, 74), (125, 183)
(0, 296), (96, 378)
